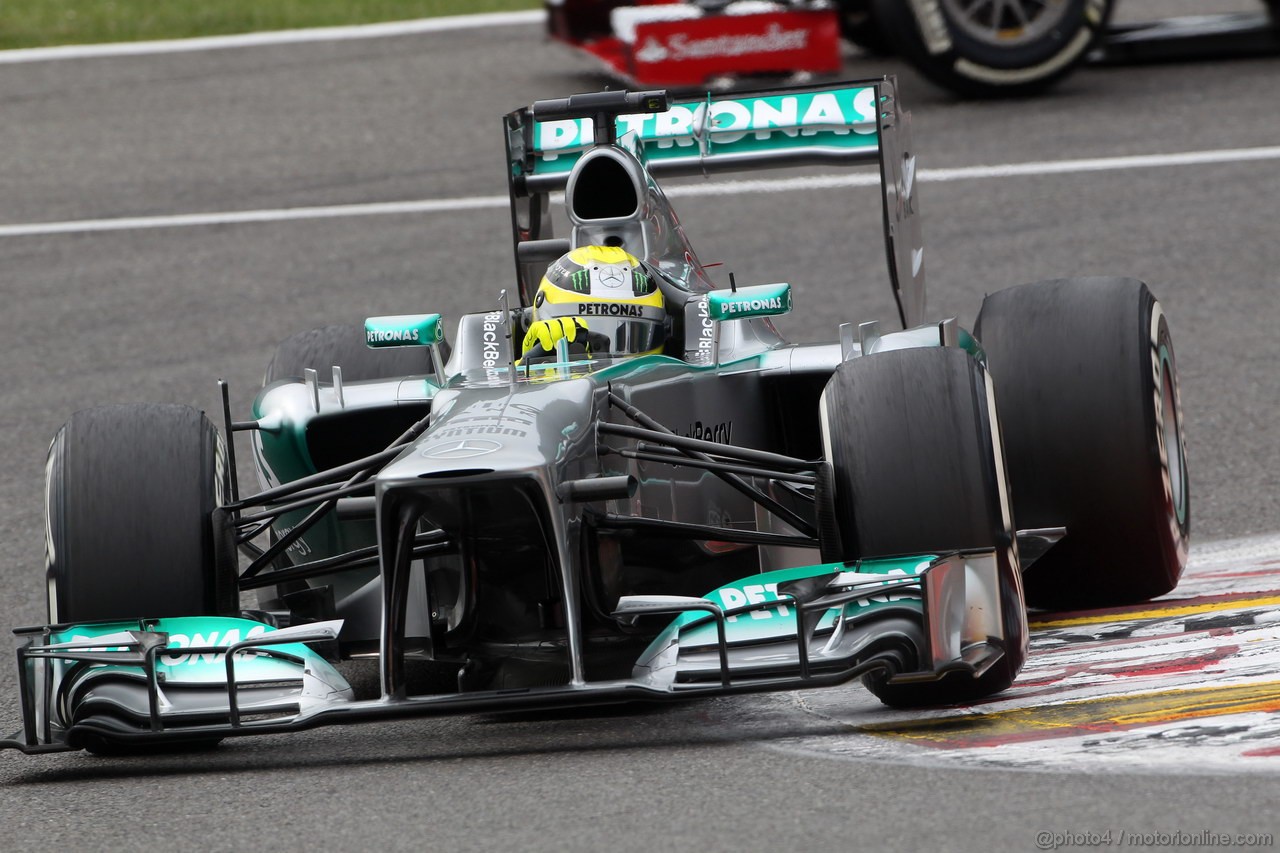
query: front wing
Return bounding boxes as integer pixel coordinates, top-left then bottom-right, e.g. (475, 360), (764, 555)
(3, 551), (1008, 754)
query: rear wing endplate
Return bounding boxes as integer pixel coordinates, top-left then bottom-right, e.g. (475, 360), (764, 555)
(504, 77), (926, 327)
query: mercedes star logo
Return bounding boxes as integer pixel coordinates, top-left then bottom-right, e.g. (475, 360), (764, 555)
(422, 438), (504, 460)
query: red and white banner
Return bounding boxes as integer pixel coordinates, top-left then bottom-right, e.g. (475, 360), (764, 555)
(628, 10), (841, 86)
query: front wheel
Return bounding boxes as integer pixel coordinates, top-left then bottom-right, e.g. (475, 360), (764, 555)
(871, 0), (1115, 97)
(45, 403), (238, 754)
(819, 346), (1027, 707)
(46, 403), (237, 623)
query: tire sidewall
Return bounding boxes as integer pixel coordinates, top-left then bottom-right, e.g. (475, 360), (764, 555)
(937, 0), (1109, 69)
(1149, 303), (1191, 585)
(873, 0), (1113, 95)
(45, 431), (68, 623)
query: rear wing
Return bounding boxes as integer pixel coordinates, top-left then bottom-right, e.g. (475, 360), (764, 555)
(504, 77), (926, 328)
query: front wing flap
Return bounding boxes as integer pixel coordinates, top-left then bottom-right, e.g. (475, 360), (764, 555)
(3, 552), (1006, 754)
(629, 551), (1007, 689)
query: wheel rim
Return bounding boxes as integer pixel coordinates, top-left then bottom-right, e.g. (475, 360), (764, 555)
(940, 0), (1072, 48)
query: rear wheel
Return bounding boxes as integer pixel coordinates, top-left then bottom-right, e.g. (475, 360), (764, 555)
(820, 346), (1026, 706)
(975, 277), (1189, 609)
(46, 403), (237, 623)
(871, 0), (1114, 97)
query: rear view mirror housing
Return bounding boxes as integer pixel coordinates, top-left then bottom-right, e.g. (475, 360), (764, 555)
(364, 313), (443, 348)
(707, 283), (792, 322)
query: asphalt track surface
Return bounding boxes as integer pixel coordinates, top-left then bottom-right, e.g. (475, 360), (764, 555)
(1, 7), (1280, 852)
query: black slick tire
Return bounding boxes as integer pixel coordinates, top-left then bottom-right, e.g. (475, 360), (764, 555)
(975, 277), (1189, 610)
(871, 0), (1114, 97)
(45, 403), (237, 624)
(46, 404), (238, 755)
(820, 346), (1025, 706)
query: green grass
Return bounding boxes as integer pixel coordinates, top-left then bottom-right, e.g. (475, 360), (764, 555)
(0, 1), (542, 51)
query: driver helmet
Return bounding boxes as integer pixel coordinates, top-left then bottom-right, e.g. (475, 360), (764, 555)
(530, 245), (666, 359)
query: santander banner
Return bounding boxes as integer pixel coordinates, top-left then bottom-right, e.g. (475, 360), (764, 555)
(629, 10), (841, 86)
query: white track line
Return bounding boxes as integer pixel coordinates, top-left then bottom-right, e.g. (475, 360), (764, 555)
(3, 145), (1278, 239)
(0, 197), (510, 238)
(0, 11), (545, 64)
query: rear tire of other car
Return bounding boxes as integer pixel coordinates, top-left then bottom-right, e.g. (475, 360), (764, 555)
(975, 277), (1189, 610)
(45, 403), (238, 624)
(836, 0), (895, 56)
(263, 324), (436, 385)
(45, 404), (236, 755)
(819, 347), (1026, 707)
(870, 0), (1115, 98)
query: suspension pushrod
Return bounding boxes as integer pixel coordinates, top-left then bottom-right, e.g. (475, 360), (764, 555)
(609, 447), (816, 485)
(773, 479), (816, 503)
(262, 479), (374, 512)
(235, 518), (274, 546)
(604, 393), (817, 538)
(227, 445), (403, 511)
(237, 538), (266, 561)
(598, 421), (817, 471)
(238, 536), (449, 591)
(595, 513), (816, 548)
(235, 481), (378, 526)
(237, 412), (435, 581)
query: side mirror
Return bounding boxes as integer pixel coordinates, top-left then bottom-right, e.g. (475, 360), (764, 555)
(365, 313), (443, 348)
(365, 313), (447, 385)
(706, 283), (792, 322)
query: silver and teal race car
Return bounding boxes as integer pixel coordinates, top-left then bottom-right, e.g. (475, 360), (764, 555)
(4, 78), (1189, 755)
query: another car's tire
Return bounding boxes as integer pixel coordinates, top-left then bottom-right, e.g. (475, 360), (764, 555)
(836, 0), (894, 56)
(975, 277), (1189, 610)
(870, 0), (1114, 97)
(264, 324), (436, 385)
(820, 346), (1025, 706)
(45, 403), (238, 623)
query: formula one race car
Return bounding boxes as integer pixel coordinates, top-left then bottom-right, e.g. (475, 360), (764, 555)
(547, 0), (1280, 97)
(4, 78), (1189, 755)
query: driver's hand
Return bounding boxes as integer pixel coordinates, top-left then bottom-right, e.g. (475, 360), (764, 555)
(522, 317), (588, 356)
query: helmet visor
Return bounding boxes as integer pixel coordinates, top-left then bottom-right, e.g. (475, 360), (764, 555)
(586, 317), (664, 356)
(531, 296), (666, 360)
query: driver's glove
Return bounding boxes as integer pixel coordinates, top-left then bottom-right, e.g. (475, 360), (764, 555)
(522, 317), (588, 358)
